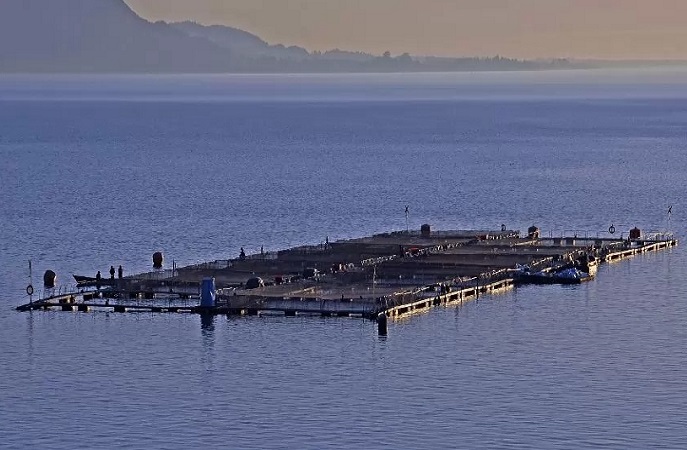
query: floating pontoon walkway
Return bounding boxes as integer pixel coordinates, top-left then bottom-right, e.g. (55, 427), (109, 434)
(16, 227), (678, 329)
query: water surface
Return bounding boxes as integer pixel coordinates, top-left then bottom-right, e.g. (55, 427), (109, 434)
(1, 71), (686, 449)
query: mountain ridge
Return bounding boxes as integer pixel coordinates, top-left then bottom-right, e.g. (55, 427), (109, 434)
(0, 0), (577, 73)
(0, 0), (240, 72)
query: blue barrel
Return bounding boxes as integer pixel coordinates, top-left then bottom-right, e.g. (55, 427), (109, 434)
(200, 278), (216, 308)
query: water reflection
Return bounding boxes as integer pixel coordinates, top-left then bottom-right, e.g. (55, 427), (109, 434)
(200, 314), (215, 372)
(25, 311), (34, 362)
(200, 314), (215, 336)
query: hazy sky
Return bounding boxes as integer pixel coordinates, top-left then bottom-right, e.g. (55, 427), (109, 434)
(125, 0), (687, 59)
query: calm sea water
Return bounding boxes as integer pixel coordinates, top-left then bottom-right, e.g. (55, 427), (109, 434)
(1, 70), (687, 449)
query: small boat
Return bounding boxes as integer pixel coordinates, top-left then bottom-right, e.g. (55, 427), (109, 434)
(516, 267), (593, 285)
(73, 275), (115, 286)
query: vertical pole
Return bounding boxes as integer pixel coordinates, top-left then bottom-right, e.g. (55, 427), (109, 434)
(28, 260), (33, 305)
(667, 205), (672, 236)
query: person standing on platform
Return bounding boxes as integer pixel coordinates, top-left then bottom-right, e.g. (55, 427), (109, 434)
(118, 265), (123, 279)
(109, 265), (115, 280)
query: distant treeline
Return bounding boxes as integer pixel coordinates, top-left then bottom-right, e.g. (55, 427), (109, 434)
(209, 53), (577, 74)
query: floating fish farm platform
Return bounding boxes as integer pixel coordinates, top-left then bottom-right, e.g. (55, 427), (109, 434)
(16, 226), (678, 333)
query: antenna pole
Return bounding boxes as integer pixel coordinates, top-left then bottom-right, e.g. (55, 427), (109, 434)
(28, 260), (33, 304)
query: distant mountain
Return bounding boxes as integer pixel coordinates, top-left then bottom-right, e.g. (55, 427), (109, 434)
(171, 21), (269, 53)
(170, 22), (385, 68)
(0, 0), (578, 73)
(0, 0), (239, 72)
(170, 21), (309, 61)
